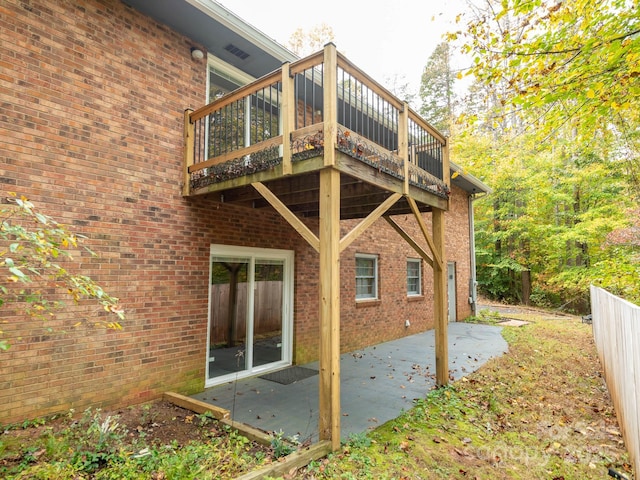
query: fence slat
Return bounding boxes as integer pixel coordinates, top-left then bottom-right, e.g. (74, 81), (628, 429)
(590, 285), (640, 474)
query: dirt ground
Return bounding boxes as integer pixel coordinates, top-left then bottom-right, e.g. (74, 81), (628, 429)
(0, 399), (274, 475)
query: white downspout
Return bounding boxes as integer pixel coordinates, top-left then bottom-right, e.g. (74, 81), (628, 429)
(468, 193), (479, 316)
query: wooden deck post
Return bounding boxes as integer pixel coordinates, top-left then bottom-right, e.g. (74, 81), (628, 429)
(182, 108), (194, 197)
(318, 167), (341, 451)
(322, 43), (338, 167)
(442, 137), (450, 188)
(281, 62), (293, 176)
(399, 102), (409, 195)
(433, 207), (448, 386)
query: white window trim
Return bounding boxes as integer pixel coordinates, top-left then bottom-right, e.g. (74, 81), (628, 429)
(355, 253), (378, 301)
(206, 55), (255, 101)
(407, 258), (422, 296)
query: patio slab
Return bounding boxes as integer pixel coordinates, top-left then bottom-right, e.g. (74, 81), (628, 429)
(191, 322), (508, 443)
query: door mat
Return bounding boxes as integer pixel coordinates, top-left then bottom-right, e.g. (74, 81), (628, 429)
(259, 366), (318, 385)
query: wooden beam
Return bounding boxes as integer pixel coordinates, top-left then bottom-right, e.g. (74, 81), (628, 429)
(442, 137), (451, 188)
(432, 208), (448, 386)
(219, 418), (272, 446)
(281, 62), (293, 176)
(163, 392), (230, 420)
(399, 102), (409, 195)
(323, 44), (338, 167)
(236, 441), (332, 480)
(339, 193), (401, 253)
(292, 124), (324, 141)
(408, 197), (443, 269)
(334, 153), (404, 194)
(252, 182), (320, 252)
(188, 136), (283, 173)
(182, 109), (194, 197)
(191, 69), (282, 122)
(384, 216), (434, 268)
(318, 167), (341, 451)
(290, 50), (325, 75)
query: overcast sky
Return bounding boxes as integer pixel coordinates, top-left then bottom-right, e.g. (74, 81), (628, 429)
(217, 0), (469, 98)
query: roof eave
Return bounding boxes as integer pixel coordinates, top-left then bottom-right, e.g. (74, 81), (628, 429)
(184, 0), (298, 63)
(450, 161), (492, 195)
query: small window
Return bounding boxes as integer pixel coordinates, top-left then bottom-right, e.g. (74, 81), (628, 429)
(407, 259), (422, 296)
(355, 254), (378, 300)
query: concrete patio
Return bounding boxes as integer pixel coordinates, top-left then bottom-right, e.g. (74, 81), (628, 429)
(191, 322), (508, 443)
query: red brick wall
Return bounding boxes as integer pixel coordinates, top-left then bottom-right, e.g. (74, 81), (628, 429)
(0, 0), (308, 424)
(447, 186), (474, 320)
(0, 0), (475, 424)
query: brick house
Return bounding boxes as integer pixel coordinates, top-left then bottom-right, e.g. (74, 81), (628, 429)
(0, 0), (489, 441)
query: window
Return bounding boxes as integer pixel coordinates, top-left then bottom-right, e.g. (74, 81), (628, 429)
(356, 254), (378, 300)
(407, 259), (422, 296)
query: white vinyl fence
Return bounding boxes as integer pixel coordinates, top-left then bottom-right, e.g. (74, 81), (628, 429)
(590, 286), (640, 474)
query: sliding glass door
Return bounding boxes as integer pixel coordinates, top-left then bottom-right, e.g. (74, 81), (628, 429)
(206, 245), (293, 386)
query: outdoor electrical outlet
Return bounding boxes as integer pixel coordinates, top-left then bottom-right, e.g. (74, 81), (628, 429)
(405, 319), (410, 328)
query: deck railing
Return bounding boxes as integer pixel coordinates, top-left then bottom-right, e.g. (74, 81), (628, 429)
(183, 44), (449, 198)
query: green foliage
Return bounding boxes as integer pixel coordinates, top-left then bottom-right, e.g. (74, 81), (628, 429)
(0, 193), (124, 349)
(450, 0), (640, 135)
(465, 308), (501, 325)
(68, 409), (126, 473)
(346, 432), (372, 449)
(419, 42), (456, 134)
(0, 406), (269, 479)
(449, 0), (640, 193)
(452, 120), (638, 309)
(442, 0), (640, 309)
(270, 429), (298, 458)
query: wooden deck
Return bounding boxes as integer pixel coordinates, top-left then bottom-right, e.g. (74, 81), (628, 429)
(183, 45), (450, 219)
(182, 44), (451, 451)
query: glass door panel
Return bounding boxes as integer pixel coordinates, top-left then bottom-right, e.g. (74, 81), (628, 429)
(208, 258), (249, 379)
(252, 259), (285, 368)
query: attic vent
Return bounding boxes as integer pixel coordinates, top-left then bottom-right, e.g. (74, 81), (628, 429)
(224, 44), (250, 60)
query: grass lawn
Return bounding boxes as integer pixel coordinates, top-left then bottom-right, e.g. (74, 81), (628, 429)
(295, 311), (633, 479)
(0, 310), (634, 479)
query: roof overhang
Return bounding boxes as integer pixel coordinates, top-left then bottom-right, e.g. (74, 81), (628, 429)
(450, 161), (492, 195)
(122, 0), (297, 78)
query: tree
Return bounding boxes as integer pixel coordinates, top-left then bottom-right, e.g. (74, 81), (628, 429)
(419, 42), (457, 134)
(448, 0), (640, 193)
(445, 0), (640, 308)
(0, 193), (124, 350)
(384, 73), (417, 107)
(287, 23), (335, 57)
(453, 125), (637, 309)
